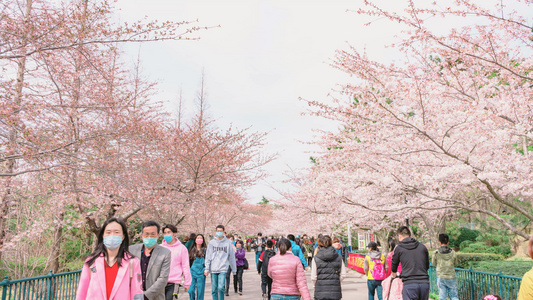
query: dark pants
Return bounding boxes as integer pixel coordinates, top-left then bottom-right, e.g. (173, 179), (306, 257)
(402, 282), (430, 300)
(234, 266), (244, 292)
(261, 277), (273, 299)
(225, 267), (232, 294)
(165, 283), (178, 300)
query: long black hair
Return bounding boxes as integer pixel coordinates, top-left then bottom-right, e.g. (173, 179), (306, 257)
(86, 217), (132, 268)
(189, 234), (206, 263)
(389, 240), (397, 252)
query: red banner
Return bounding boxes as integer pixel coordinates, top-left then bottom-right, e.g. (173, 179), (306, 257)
(346, 253), (366, 274)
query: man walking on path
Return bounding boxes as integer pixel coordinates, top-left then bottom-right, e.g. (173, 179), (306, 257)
(252, 232), (266, 274)
(258, 239), (276, 299)
(160, 224), (192, 300)
(391, 226), (430, 300)
(130, 220), (172, 300)
(288, 234), (309, 270)
(432, 234), (459, 300)
(205, 225), (237, 300)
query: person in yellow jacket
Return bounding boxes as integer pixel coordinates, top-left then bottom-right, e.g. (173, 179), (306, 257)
(517, 237), (533, 300)
(364, 242), (388, 300)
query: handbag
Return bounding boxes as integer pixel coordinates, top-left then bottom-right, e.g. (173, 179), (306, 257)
(243, 258), (249, 270)
(383, 276), (403, 300)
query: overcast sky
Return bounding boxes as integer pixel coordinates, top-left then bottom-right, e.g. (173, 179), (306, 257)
(114, 0), (412, 203)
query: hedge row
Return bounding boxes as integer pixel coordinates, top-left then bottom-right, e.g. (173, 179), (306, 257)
(468, 260), (533, 277)
(429, 252), (504, 269)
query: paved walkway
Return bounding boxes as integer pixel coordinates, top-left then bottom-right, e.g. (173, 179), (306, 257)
(201, 251), (368, 299)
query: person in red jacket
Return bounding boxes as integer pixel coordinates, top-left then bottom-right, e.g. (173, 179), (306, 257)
(267, 239), (311, 300)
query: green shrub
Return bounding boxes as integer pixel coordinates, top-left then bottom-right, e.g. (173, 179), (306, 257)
(469, 260), (533, 277)
(64, 258), (84, 272)
(430, 252), (504, 269)
(457, 253), (505, 268)
(449, 227), (480, 248)
(0, 256), (48, 279)
(460, 241), (512, 258)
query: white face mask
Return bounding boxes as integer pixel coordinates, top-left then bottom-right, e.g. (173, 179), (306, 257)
(103, 235), (123, 250)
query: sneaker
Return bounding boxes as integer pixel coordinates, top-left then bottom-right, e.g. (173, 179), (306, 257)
(225, 292), (229, 296)
(239, 291), (242, 295)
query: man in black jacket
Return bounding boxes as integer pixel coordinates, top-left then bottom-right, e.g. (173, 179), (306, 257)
(258, 239), (276, 300)
(391, 226), (430, 300)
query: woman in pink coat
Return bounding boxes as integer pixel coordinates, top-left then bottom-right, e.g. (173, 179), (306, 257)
(386, 240), (402, 278)
(76, 217), (143, 300)
(267, 238), (311, 300)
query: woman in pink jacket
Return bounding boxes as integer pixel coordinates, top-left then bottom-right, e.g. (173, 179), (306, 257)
(267, 238), (311, 300)
(76, 217), (143, 300)
(386, 240), (402, 278)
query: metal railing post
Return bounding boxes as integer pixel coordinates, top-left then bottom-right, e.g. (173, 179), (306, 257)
(1, 276), (9, 300)
(469, 267), (475, 300)
(46, 270), (53, 300)
(497, 271), (504, 300)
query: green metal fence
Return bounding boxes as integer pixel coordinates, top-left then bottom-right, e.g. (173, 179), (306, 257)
(429, 265), (522, 300)
(0, 270), (81, 300)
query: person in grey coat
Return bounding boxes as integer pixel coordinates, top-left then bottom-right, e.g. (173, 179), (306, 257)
(204, 224), (236, 300)
(130, 220), (172, 300)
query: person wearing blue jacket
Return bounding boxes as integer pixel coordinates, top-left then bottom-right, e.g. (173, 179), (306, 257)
(205, 225), (237, 300)
(288, 234), (309, 270)
(189, 234), (207, 300)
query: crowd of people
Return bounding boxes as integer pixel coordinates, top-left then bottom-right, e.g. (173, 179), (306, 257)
(74, 217), (349, 300)
(74, 216), (533, 300)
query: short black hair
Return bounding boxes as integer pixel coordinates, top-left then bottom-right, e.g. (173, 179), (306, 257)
(257, 232), (262, 236)
(266, 239), (273, 248)
(287, 234), (295, 241)
(216, 224), (225, 231)
(367, 241), (378, 251)
(142, 220), (161, 233)
(439, 233), (449, 244)
(397, 226), (411, 237)
(162, 224), (177, 234)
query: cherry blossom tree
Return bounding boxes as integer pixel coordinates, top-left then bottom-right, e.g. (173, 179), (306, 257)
(293, 0), (533, 241)
(142, 80), (273, 236)
(0, 0), (203, 272)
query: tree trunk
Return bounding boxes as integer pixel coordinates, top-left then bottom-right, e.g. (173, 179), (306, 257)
(51, 210), (65, 273)
(375, 229), (390, 255)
